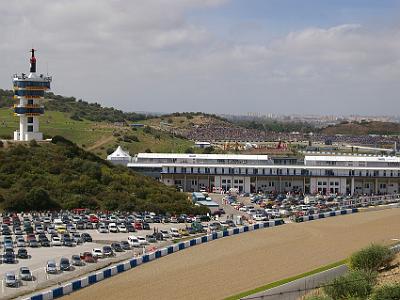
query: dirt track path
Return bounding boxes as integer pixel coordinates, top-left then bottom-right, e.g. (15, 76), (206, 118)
(86, 134), (114, 151)
(68, 209), (400, 300)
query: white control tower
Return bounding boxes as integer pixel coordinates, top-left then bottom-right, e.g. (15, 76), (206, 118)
(12, 49), (52, 141)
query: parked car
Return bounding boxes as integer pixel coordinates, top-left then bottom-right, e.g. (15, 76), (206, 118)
(80, 252), (97, 263)
(160, 230), (171, 239)
(60, 258), (71, 271)
(46, 260), (57, 274)
(63, 237), (74, 247)
(19, 267), (33, 281)
(102, 246), (114, 257)
(98, 225), (109, 234)
(117, 224), (127, 233)
(126, 224), (135, 232)
(16, 237), (26, 247)
(111, 242), (124, 252)
(28, 239), (39, 248)
(81, 233), (93, 242)
(51, 236), (62, 246)
(127, 236), (140, 248)
(108, 223), (118, 233)
(134, 222), (143, 230)
(3, 252), (15, 264)
(120, 241), (131, 250)
(71, 255), (84, 266)
(40, 238), (51, 247)
(17, 248), (29, 259)
(137, 236), (148, 246)
(92, 248), (103, 259)
(4, 272), (18, 287)
(178, 228), (189, 236)
(145, 234), (157, 243)
(169, 228), (181, 238)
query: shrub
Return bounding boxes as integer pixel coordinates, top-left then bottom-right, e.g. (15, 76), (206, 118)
(70, 112), (82, 121)
(323, 270), (376, 299)
(184, 147), (194, 154)
(29, 139), (38, 147)
(370, 284), (400, 300)
(349, 244), (395, 273)
(203, 146), (215, 154)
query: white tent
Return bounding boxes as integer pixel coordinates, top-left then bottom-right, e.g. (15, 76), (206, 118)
(107, 146), (131, 165)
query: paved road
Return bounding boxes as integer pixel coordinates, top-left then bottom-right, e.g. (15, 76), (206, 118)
(242, 265), (348, 300)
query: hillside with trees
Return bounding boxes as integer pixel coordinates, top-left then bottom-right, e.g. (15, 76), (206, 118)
(0, 136), (208, 215)
(322, 121), (400, 136)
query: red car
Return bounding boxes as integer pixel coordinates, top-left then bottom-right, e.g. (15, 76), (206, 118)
(80, 252), (97, 263)
(2, 217), (11, 226)
(134, 222), (143, 230)
(89, 215), (99, 223)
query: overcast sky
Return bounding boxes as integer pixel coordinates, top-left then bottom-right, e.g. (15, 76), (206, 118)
(1, 0), (400, 116)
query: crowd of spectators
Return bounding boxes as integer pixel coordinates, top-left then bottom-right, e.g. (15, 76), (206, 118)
(177, 125), (400, 146)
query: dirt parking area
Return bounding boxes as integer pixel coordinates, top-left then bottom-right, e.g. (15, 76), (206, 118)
(66, 208), (400, 300)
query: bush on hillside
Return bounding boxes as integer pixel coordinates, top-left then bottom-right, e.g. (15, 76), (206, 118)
(323, 270), (376, 299)
(349, 244), (395, 273)
(370, 283), (400, 300)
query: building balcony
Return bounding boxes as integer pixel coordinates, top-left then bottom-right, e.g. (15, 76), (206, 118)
(13, 106), (44, 115)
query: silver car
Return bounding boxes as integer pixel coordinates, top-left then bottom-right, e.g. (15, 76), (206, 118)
(4, 272), (18, 287)
(19, 267), (33, 281)
(46, 260), (57, 274)
(16, 238), (26, 247)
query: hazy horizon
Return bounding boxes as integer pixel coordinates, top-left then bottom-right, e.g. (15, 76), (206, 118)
(1, 0), (400, 116)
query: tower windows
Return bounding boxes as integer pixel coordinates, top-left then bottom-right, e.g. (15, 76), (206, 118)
(27, 125), (33, 132)
(27, 117), (33, 123)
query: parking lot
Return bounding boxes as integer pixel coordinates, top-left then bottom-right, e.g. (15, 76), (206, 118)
(4, 192), (392, 299)
(0, 212), (235, 300)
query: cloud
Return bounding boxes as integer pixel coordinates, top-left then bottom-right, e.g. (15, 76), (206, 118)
(0, 1), (399, 115)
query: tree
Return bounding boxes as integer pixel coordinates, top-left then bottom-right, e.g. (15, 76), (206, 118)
(26, 187), (59, 210)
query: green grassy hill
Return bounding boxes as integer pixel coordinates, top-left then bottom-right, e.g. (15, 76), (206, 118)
(0, 136), (208, 214)
(0, 88), (194, 157)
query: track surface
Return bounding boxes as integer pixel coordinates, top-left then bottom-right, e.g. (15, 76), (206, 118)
(67, 209), (400, 300)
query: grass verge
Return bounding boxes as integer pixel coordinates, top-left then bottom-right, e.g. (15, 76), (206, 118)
(224, 259), (347, 300)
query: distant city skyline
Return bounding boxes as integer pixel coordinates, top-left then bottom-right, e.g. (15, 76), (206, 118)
(1, 0), (400, 115)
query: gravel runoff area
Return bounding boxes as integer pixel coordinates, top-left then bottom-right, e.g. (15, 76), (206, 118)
(65, 208), (400, 300)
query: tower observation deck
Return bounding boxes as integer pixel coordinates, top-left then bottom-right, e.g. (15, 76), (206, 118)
(12, 49), (52, 141)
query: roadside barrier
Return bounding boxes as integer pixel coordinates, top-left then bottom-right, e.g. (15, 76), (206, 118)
(292, 208), (358, 223)
(24, 219), (285, 300)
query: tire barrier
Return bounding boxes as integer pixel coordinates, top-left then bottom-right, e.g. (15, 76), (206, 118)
(24, 219), (285, 300)
(293, 208), (358, 223)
